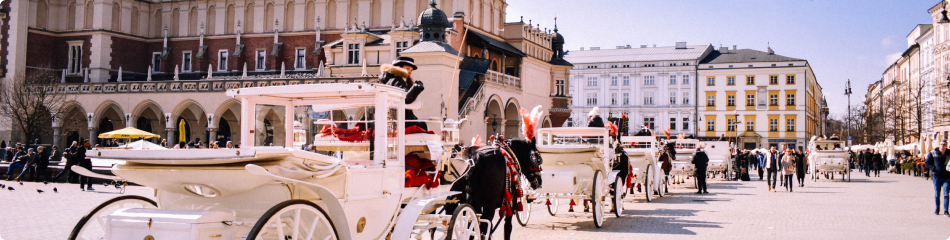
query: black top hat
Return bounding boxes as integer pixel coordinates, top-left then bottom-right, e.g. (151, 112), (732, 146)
(392, 56), (418, 70)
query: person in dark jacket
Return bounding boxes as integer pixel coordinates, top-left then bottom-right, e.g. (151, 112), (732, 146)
(925, 140), (950, 216)
(379, 56), (426, 130)
(873, 150), (884, 177)
(4, 147), (12, 162)
(53, 141), (79, 183)
(586, 107), (605, 128)
(4, 147), (25, 180)
(692, 145), (710, 194)
(14, 148), (36, 182)
(795, 149), (806, 187)
(77, 140), (94, 191)
(743, 150), (755, 181)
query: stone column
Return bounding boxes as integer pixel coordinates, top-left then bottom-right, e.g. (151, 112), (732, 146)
(208, 128), (218, 145)
(52, 127), (61, 148)
(166, 128), (176, 146)
(88, 128), (98, 145)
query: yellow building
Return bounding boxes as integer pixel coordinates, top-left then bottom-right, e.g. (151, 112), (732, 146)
(697, 46), (822, 150)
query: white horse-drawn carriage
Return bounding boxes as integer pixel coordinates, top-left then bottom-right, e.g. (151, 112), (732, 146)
(69, 83), (486, 240)
(809, 139), (851, 182)
(529, 127), (623, 228)
(702, 141), (732, 179)
(669, 139), (699, 187)
(619, 136), (665, 201)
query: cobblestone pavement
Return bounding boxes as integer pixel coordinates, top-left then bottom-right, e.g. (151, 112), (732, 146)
(0, 171), (946, 240)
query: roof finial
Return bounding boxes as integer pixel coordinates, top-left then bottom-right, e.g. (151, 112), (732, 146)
(429, 0), (437, 8)
(554, 16), (558, 32)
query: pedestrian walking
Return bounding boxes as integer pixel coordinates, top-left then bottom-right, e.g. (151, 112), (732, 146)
(863, 150), (872, 177)
(779, 145), (788, 187)
(52, 141), (79, 183)
(925, 140), (950, 216)
(757, 150), (765, 180)
(766, 146), (780, 192)
(796, 148), (807, 187)
(77, 140), (93, 191)
(781, 148), (795, 192)
(873, 150), (883, 177)
(693, 144), (709, 194)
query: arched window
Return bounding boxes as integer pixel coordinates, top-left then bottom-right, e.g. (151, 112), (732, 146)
(171, 8), (180, 36)
(225, 4), (235, 34)
(111, 3), (121, 31)
(189, 7), (198, 36)
(327, 0), (337, 29)
(84, 1), (94, 29)
(305, 1), (316, 30)
(152, 10), (162, 37)
(131, 7), (139, 35)
(66, 2), (75, 30)
(244, 3), (255, 33)
(36, 0), (48, 29)
(264, 3), (274, 32)
(207, 5), (216, 35)
(284, 2), (295, 31)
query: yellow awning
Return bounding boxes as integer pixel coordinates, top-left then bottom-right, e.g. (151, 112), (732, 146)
(98, 127), (160, 139)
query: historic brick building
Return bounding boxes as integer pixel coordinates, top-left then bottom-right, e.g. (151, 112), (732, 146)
(1, 0), (571, 147)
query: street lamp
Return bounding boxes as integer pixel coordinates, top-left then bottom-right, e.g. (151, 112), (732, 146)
(845, 79), (852, 148)
(732, 110), (743, 149)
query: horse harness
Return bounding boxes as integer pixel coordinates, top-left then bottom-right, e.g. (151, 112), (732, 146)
(491, 136), (530, 217)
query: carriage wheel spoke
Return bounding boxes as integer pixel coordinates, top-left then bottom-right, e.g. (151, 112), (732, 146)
(292, 209), (301, 240)
(304, 213), (320, 240)
(275, 212), (285, 239)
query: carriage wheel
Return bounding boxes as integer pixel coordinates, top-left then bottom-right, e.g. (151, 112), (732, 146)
(547, 195), (559, 216)
(68, 195), (157, 240)
(515, 176), (532, 227)
(591, 170), (605, 228)
(246, 200), (338, 240)
(613, 175), (623, 218)
(644, 166), (653, 202)
(444, 204), (482, 240)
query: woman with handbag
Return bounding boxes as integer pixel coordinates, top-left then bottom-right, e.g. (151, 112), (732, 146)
(781, 148), (796, 192)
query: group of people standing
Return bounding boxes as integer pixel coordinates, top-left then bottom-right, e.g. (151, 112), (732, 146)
(2, 140), (95, 191)
(856, 149), (885, 177)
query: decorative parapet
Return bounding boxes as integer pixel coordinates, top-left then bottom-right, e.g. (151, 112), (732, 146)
(56, 77), (378, 95)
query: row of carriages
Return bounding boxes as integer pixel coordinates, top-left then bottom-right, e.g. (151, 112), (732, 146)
(67, 83), (851, 240)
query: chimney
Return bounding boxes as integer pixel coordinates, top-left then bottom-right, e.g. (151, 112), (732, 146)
(626, 44), (631, 49)
(580, 47), (585, 51)
(733, 45), (737, 50)
(640, 45), (647, 48)
(617, 46), (626, 49)
(591, 47), (600, 50)
(720, 46), (729, 52)
(653, 44), (656, 47)
(675, 42), (687, 49)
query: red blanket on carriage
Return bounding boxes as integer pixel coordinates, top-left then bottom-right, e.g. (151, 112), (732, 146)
(318, 125), (434, 142)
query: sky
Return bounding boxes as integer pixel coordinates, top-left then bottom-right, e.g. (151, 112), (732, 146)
(505, 0), (938, 117)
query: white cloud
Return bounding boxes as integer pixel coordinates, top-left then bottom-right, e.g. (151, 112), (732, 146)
(881, 37), (893, 48)
(884, 52), (901, 66)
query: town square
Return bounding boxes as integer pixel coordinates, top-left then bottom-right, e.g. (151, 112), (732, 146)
(0, 0), (947, 239)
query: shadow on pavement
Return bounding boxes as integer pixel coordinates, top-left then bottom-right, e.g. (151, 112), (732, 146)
(562, 208), (722, 235)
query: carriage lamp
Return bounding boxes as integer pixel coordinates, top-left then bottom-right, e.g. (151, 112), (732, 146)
(182, 184), (220, 198)
(491, 114), (499, 132)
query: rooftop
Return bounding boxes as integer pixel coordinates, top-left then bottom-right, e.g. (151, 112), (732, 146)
(699, 48), (804, 64)
(563, 44), (712, 64)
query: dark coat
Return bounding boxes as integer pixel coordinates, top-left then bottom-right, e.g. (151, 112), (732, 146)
(795, 152), (806, 177)
(35, 150), (50, 167)
(588, 116), (605, 127)
(926, 148), (950, 179)
(379, 64), (426, 130)
(692, 150), (709, 171)
(77, 147), (90, 166)
(49, 149), (63, 163)
(872, 153), (883, 170)
(10, 150), (26, 163)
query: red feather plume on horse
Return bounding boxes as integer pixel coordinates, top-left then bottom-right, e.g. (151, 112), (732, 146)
(519, 106), (544, 140)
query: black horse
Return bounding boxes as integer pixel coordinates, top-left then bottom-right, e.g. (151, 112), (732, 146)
(446, 138), (542, 240)
(657, 141), (677, 190)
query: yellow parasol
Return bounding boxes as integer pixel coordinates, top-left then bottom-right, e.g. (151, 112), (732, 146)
(179, 119), (187, 143)
(97, 127), (160, 139)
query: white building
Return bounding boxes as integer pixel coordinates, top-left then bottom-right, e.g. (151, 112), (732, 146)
(564, 43), (713, 136)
